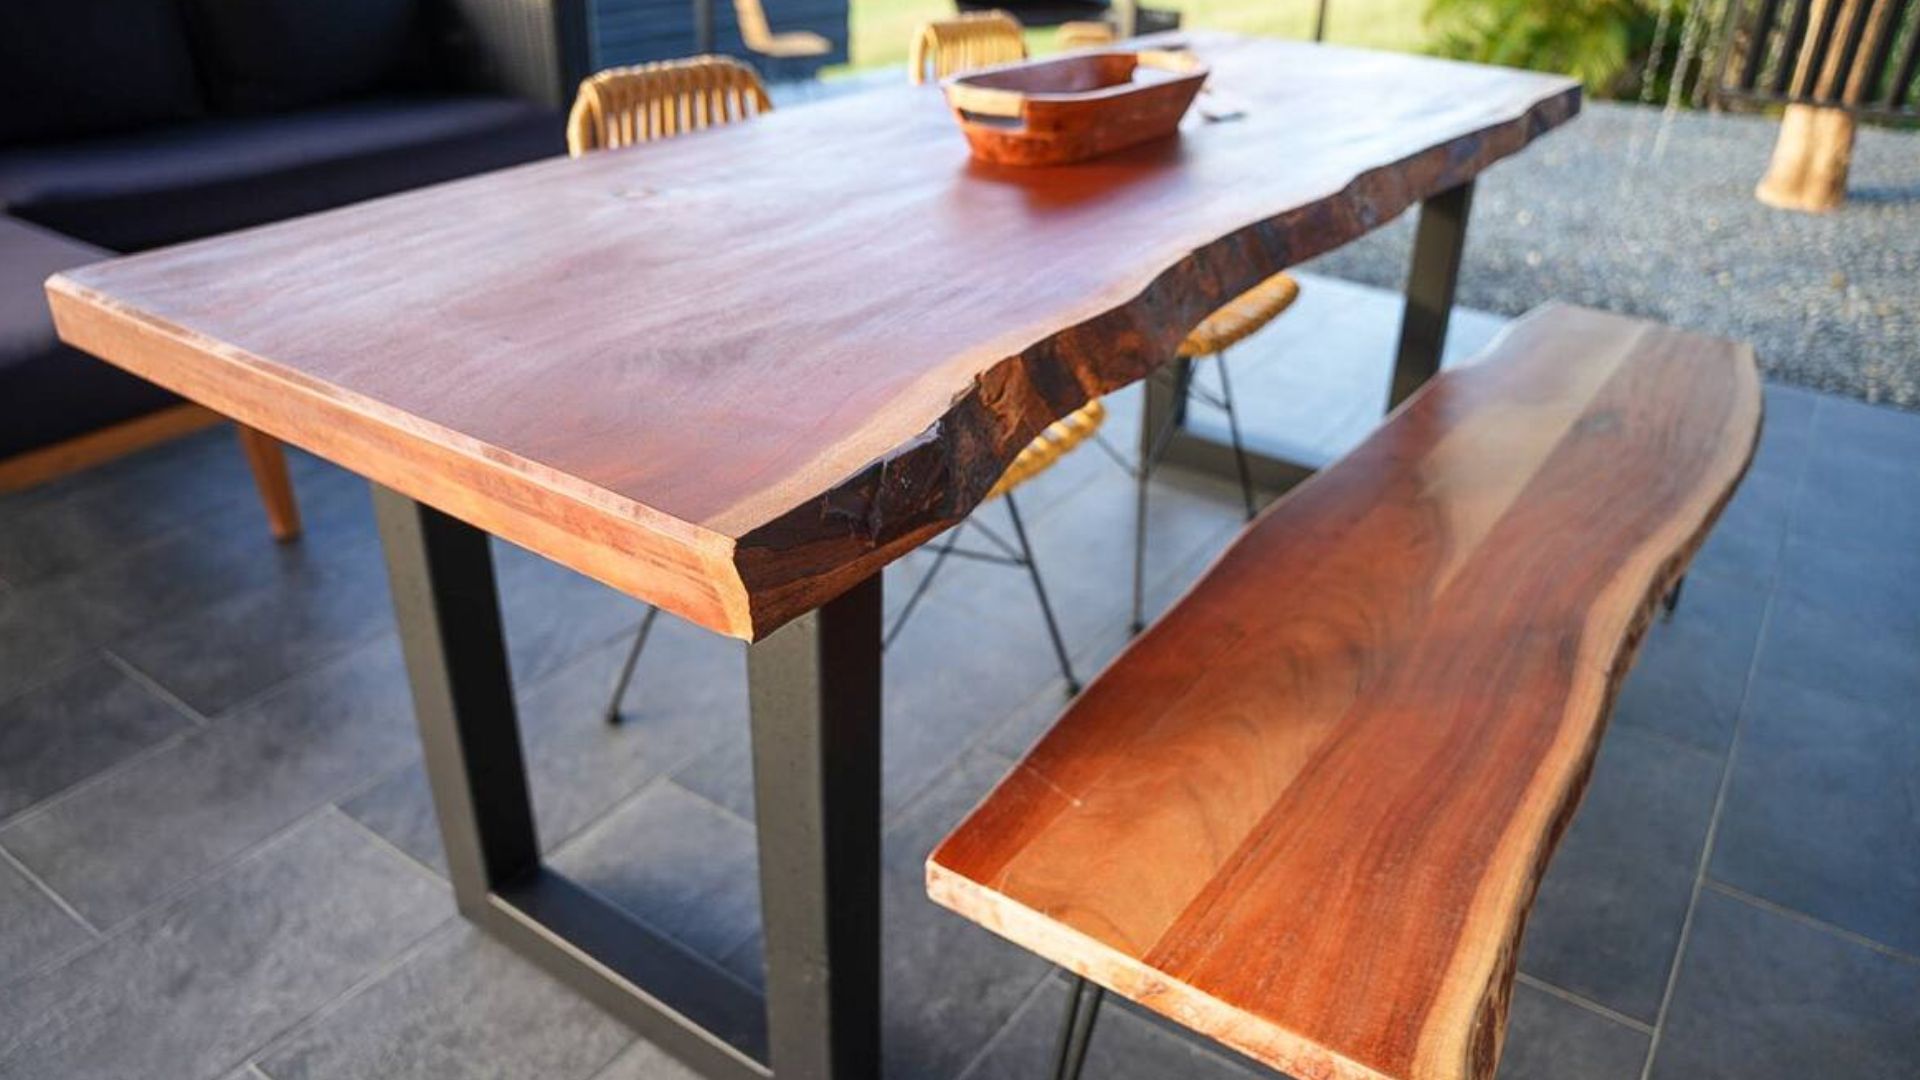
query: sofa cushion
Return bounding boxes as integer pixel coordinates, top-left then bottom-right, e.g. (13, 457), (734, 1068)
(185, 0), (420, 114)
(0, 96), (562, 252)
(0, 0), (204, 144)
(0, 216), (180, 458)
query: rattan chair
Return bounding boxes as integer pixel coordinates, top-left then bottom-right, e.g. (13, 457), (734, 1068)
(582, 55), (1085, 722)
(567, 56), (772, 154)
(733, 0), (831, 63)
(1055, 20), (1116, 50)
(909, 11), (1028, 84)
(881, 398), (1103, 690)
(1130, 271), (1301, 631)
(908, 14), (1300, 637)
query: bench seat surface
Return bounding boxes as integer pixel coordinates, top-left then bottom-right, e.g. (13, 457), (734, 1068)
(927, 304), (1759, 1080)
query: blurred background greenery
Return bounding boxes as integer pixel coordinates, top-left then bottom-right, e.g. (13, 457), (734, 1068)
(842, 0), (1695, 102)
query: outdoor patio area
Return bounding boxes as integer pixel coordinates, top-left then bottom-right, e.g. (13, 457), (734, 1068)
(2, 272), (1914, 1080)
(6, 0), (1920, 1072)
(1310, 99), (1920, 406)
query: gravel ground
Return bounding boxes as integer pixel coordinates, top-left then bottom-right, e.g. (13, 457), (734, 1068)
(1306, 101), (1920, 408)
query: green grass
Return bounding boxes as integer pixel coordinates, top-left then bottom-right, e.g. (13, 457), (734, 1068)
(839, 0), (1434, 72)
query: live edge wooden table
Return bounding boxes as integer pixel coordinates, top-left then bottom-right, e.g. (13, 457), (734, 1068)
(47, 33), (1578, 1080)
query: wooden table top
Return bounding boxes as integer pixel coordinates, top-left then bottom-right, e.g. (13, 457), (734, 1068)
(49, 33), (1580, 641)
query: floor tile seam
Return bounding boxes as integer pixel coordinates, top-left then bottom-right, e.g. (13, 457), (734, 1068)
(898, 510), (1246, 829)
(1, 629), (418, 839)
(536, 722), (743, 854)
(508, 605), (656, 690)
(32, 799), (355, 942)
(1701, 879), (1920, 968)
(1634, 547), (1788, 1080)
(543, 821), (766, 999)
(0, 800), (398, 1026)
(1605, 706), (1734, 766)
(1629, 431), (1810, 1078)
(537, 773), (770, 983)
(0, 705), (430, 927)
(951, 966), (1060, 1080)
(0, 642), (118, 713)
(224, 901), (460, 1080)
(323, 795), (446, 884)
(1512, 971), (1657, 1036)
(149, 618), (400, 724)
(101, 647), (215, 727)
(913, 460), (1240, 636)
(0, 839), (102, 940)
(0, 717), (198, 835)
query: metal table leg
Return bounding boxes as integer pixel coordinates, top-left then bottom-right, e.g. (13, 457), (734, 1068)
(1147, 180), (1478, 489)
(378, 485), (888, 1080)
(1389, 180), (1476, 410)
(748, 574), (884, 1080)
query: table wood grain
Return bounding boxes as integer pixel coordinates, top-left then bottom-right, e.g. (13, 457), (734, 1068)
(48, 33), (1579, 640)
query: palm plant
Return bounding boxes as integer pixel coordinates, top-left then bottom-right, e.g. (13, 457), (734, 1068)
(1426, 0), (1687, 96)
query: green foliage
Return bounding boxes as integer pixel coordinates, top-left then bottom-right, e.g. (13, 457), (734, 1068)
(1425, 0), (1684, 97)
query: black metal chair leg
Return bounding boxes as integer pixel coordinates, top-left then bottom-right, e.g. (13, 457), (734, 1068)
(1004, 492), (1081, 696)
(1133, 364), (1194, 636)
(884, 537), (957, 650)
(602, 605), (660, 724)
(1214, 350), (1258, 521)
(1048, 974), (1106, 1080)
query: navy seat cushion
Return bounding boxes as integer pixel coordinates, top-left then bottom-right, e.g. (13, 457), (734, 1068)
(0, 0), (205, 144)
(0, 216), (179, 458)
(184, 0), (420, 114)
(0, 96), (562, 252)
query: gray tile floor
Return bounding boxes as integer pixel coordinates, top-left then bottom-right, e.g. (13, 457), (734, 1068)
(2, 274), (1916, 1080)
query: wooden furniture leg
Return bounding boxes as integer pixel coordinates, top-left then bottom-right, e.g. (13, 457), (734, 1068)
(0, 404), (222, 494)
(235, 424), (302, 542)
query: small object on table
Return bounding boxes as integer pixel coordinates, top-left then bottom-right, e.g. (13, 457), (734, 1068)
(1196, 86), (1248, 122)
(942, 49), (1209, 166)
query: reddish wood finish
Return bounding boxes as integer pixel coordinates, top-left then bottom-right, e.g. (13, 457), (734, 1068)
(47, 33), (1580, 641)
(928, 306), (1761, 1080)
(943, 50), (1209, 166)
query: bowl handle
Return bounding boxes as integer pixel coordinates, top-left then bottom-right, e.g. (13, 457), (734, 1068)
(945, 82), (1026, 120)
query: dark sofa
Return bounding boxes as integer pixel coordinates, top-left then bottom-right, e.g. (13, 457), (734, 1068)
(1, 0), (586, 464)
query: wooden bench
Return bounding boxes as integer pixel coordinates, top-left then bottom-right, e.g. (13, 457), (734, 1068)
(926, 304), (1760, 1080)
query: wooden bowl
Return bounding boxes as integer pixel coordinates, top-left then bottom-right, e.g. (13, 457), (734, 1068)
(942, 49), (1209, 167)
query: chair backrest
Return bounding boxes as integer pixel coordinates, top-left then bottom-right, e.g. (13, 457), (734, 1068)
(1056, 20), (1116, 50)
(733, 0), (777, 53)
(567, 56), (774, 155)
(908, 11), (1027, 85)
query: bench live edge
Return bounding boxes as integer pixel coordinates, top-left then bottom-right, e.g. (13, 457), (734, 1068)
(927, 303), (1762, 1080)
